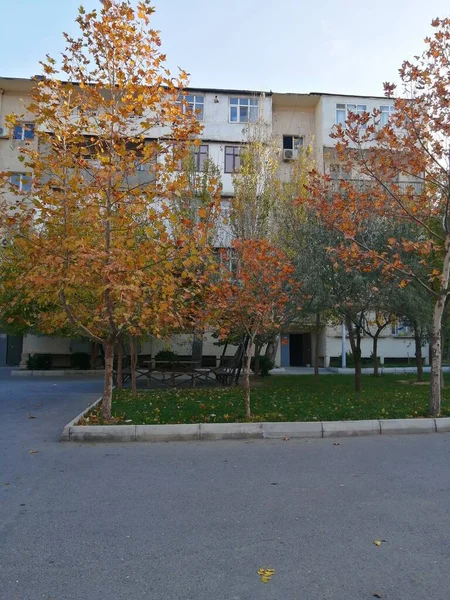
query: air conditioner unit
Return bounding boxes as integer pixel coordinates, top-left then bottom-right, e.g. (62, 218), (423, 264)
(0, 127), (4, 136)
(283, 148), (296, 161)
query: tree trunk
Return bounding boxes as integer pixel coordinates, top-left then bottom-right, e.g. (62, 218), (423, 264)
(430, 237), (450, 415)
(244, 336), (254, 419)
(430, 297), (446, 416)
(102, 340), (114, 420)
(117, 342), (123, 389)
(130, 335), (137, 396)
(354, 340), (362, 393)
(254, 341), (263, 377)
(373, 335), (379, 377)
(441, 333), (445, 390)
(314, 313), (320, 384)
(265, 337), (278, 364)
(346, 317), (362, 393)
(414, 331), (423, 383)
(90, 342), (99, 370)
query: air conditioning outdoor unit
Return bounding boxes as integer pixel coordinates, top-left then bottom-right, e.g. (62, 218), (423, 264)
(0, 127), (4, 136)
(283, 148), (295, 161)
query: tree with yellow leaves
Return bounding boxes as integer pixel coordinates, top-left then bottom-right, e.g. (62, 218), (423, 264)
(0, 1), (219, 419)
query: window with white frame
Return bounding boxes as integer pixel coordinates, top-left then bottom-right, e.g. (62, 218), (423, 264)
(10, 172), (32, 192)
(224, 146), (241, 173)
(13, 122), (35, 141)
(335, 103), (367, 127)
(229, 97), (258, 123)
(177, 94), (204, 120)
(379, 105), (396, 127)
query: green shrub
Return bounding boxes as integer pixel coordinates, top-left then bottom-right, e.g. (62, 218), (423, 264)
(258, 355), (275, 377)
(251, 355), (275, 377)
(70, 352), (91, 370)
(26, 354), (52, 370)
(154, 349), (178, 361)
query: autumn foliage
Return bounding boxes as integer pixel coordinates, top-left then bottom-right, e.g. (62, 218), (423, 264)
(215, 239), (296, 418)
(0, 0), (219, 418)
(307, 17), (450, 415)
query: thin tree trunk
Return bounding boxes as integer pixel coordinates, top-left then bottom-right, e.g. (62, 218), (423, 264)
(430, 237), (450, 415)
(130, 335), (137, 396)
(373, 335), (379, 377)
(265, 337), (278, 364)
(354, 339), (362, 393)
(314, 313), (320, 384)
(414, 331), (423, 383)
(441, 333), (445, 390)
(244, 336), (254, 419)
(117, 342), (123, 390)
(102, 340), (114, 420)
(254, 341), (263, 377)
(90, 342), (99, 370)
(346, 316), (362, 393)
(430, 297), (446, 416)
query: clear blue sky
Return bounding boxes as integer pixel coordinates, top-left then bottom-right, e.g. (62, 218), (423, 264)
(1, 0), (449, 96)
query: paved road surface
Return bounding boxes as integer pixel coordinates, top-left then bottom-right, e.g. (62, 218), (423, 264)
(1, 374), (450, 599)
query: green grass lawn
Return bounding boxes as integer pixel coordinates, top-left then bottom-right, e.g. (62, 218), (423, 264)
(81, 373), (450, 425)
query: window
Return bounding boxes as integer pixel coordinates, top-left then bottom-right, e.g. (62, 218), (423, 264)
(380, 105), (396, 127)
(177, 94), (204, 120)
(335, 103), (367, 128)
(330, 164), (350, 180)
(224, 146), (241, 173)
(10, 173), (32, 192)
(13, 123), (35, 141)
(176, 144), (209, 171)
(391, 318), (412, 337)
(229, 97), (258, 123)
(193, 144), (208, 171)
(283, 135), (303, 151)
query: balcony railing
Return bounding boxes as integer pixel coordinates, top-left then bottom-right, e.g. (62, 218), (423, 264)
(329, 179), (423, 195)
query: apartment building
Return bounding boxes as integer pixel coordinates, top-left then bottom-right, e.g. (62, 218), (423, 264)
(0, 77), (428, 368)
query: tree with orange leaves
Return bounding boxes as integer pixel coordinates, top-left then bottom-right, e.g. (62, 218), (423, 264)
(0, 1), (219, 419)
(308, 18), (450, 416)
(215, 239), (296, 419)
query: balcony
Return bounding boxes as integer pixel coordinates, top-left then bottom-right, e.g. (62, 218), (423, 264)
(329, 179), (423, 195)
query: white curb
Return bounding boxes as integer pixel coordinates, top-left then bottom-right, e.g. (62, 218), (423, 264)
(61, 398), (450, 442)
(262, 421), (322, 438)
(322, 419), (380, 437)
(379, 418), (436, 435)
(12, 369), (104, 377)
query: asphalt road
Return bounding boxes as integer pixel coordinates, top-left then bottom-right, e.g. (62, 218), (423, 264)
(1, 373), (450, 600)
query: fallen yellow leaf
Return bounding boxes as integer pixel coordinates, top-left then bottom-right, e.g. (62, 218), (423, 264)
(257, 566), (275, 583)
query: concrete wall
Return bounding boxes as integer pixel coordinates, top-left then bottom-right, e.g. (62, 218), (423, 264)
(319, 94), (395, 148)
(326, 334), (428, 363)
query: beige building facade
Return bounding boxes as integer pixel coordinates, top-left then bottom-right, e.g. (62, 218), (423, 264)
(0, 77), (428, 368)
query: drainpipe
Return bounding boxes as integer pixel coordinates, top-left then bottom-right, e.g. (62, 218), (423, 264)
(0, 89), (4, 130)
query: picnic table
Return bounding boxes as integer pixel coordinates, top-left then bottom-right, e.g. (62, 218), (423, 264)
(115, 358), (237, 388)
(143, 360), (236, 387)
